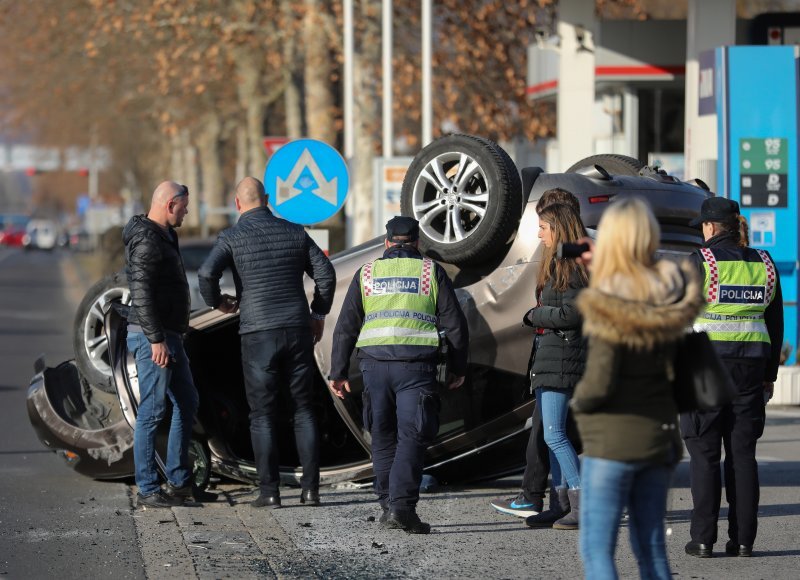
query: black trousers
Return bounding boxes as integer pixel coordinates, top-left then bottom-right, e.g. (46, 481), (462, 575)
(680, 360), (766, 547)
(360, 359), (439, 511)
(241, 328), (320, 496)
(521, 398), (583, 500)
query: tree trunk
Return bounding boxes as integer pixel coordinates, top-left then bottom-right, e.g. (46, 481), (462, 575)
(303, 0), (336, 145)
(195, 113), (227, 232)
(283, 0), (304, 139)
(235, 123), (247, 184)
(181, 129), (201, 231)
(351, 0), (381, 245)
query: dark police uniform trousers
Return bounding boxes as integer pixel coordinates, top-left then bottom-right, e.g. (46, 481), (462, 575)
(680, 360), (766, 547)
(360, 359), (440, 511)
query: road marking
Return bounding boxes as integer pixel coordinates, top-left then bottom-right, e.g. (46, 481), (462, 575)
(0, 309), (57, 321)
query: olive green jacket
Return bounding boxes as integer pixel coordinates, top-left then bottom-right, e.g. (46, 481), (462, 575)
(571, 259), (703, 465)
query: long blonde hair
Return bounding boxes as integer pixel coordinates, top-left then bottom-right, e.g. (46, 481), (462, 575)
(590, 197), (660, 300)
(537, 203), (589, 293)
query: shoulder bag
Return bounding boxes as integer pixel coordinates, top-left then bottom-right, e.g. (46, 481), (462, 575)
(673, 331), (738, 412)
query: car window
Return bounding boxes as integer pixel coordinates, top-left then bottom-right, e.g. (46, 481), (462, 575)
(181, 245), (213, 271)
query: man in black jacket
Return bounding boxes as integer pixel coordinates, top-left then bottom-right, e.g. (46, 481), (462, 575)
(328, 216), (468, 534)
(124, 181), (199, 508)
(199, 177), (335, 508)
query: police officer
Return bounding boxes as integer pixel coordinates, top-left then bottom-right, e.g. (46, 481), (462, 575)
(328, 216), (468, 534)
(682, 197), (784, 558)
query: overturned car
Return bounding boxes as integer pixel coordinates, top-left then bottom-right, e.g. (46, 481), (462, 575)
(27, 135), (709, 490)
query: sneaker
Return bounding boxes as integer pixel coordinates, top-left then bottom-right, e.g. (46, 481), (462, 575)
(162, 482), (193, 499)
(490, 493), (543, 518)
(137, 491), (183, 508)
(379, 507), (389, 525)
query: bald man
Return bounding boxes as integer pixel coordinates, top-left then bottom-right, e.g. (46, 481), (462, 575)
(199, 177), (335, 508)
(123, 181), (200, 508)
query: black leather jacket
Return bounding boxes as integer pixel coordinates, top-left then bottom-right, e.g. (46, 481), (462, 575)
(123, 215), (191, 343)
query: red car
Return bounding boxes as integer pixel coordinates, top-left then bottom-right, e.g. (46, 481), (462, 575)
(0, 227), (26, 247)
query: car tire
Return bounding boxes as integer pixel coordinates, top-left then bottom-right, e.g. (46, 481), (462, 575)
(73, 271), (131, 394)
(565, 154), (645, 176)
(400, 134), (523, 266)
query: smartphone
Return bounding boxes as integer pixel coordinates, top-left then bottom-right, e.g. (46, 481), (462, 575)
(557, 242), (590, 259)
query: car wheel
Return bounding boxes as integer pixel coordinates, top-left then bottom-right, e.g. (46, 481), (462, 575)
(565, 154), (645, 176)
(73, 271), (131, 394)
(400, 134), (522, 266)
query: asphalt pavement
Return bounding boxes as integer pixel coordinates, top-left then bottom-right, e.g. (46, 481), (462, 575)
(1, 247), (799, 579)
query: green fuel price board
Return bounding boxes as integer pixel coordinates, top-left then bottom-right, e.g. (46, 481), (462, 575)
(739, 137), (788, 207)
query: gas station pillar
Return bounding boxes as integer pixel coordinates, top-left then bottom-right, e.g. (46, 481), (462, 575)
(556, 0), (596, 171)
(683, 0), (735, 188)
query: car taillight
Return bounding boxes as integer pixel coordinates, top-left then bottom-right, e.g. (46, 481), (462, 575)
(588, 195), (612, 204)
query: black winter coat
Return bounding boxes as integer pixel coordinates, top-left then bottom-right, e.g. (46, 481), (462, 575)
(123, 215), (191, 343)
(198, 206), (335, 334)
(524, 266), (588, 391)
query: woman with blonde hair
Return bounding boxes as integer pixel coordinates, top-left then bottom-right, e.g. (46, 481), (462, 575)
(523, 202), (588, 530)
(571, 197), (703, 579)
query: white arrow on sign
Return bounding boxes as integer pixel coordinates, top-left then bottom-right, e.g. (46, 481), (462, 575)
(276, 149), (338, 206)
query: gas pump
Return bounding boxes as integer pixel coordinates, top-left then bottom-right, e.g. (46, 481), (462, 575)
(703, 45), (798, 361)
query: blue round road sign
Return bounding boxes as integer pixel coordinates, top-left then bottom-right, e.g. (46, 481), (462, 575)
(264, 139), (350, 225)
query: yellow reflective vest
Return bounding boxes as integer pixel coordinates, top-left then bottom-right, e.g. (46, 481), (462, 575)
(356, 257), (439, 349)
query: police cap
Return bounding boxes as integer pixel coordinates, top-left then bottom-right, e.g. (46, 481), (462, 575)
(689, 197), (740, 227)
(386, 216), (420, 243)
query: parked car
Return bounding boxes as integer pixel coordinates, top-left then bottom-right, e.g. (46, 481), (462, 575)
(23, 219), (59, 251)
(27, 135), (710, 490)
(0, 226), (27, 247)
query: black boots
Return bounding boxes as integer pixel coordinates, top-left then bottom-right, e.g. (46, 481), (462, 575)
(552, 488), (580, 530)
(685, 541), (713, 558)
(525, 487), (569, 528)
(300, 489), (321, 506)
(252, 494), (281, 508)
(385, 509), (431, 534)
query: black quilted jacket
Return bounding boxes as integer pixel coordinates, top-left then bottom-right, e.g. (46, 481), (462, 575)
(524, 266), (588, 391)
(123, 215), (191, 343)
(198, 206), (336, 334)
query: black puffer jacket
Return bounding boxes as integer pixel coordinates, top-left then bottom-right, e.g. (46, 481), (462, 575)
(123, 215), (191, 343)
(198, 206), (335, 334)
(524, 266), (588, 390)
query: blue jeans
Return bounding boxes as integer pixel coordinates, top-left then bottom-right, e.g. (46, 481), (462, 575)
(536, 387), (581, 489)
(241, 328), (320, 496)
(127, 331), (199, 496)
(580, 456), (673, 580)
